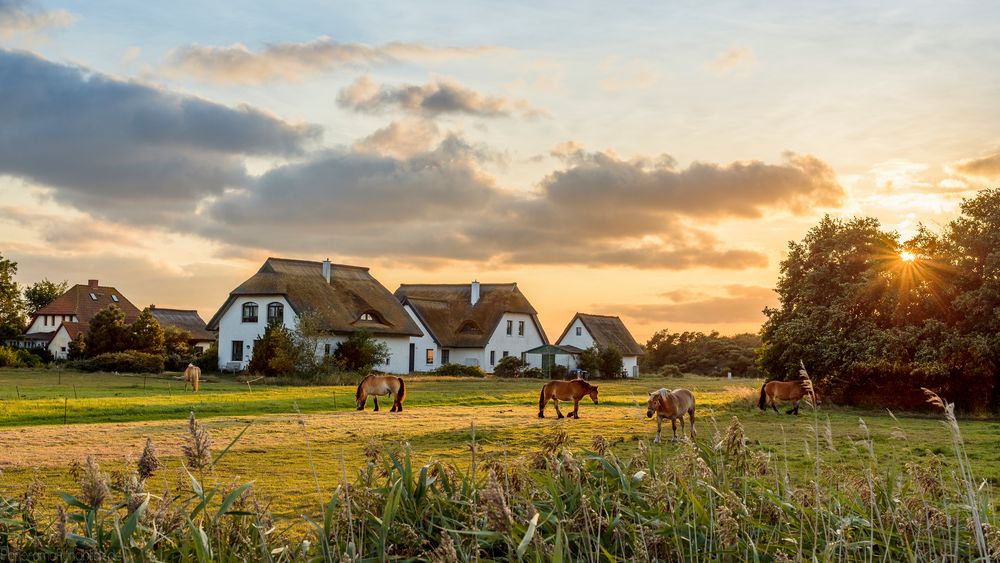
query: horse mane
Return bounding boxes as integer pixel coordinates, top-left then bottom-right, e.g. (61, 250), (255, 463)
(355, 374), (371, 400)
(656, 388), (671, 401)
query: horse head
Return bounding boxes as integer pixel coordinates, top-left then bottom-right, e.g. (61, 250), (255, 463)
(588, 385), (599, 405)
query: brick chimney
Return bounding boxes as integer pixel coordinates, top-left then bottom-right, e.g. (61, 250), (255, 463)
(88, 279), (99, 288)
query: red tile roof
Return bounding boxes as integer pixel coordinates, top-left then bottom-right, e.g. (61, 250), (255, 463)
(32, 282), (140, 325)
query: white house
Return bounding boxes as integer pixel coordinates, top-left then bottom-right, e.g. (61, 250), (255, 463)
(394, 281), (548, 373)
(206, 257), (423, 373)
(8, 280), (140, 359)
(553, 313), (644, 377)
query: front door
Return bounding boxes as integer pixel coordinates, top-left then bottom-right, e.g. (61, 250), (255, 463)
(408, 343), (415, 373)
(542, 353), (555, 377)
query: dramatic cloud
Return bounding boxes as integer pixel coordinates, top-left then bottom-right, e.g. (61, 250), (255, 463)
(614, 285), (777, 324)
(199, 136), (840, 270)
(164, 38), (498, 84)
(0, 0), (74, 37)
(0, 49), (320, 222)
(337, 76), (543, 118)
(951, 152), (1000, 179)
(707, 47), (757, 75)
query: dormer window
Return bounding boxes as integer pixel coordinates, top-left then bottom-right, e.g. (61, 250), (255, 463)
(359, 313), (375, 321)
(89, 293), (97, 301)
(242, 302), (259, 323)
(458, 320), (482, 334)
(357, 310), (383, 323)
(267, 302), (284, 324)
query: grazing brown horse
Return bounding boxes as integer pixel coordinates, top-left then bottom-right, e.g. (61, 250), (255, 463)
(183, 364), (201, 392)
(758, 379), (817, 415)
(646, 388), (696, 443)
(355, 375), (406, 412)
(538, 379), (599, 419)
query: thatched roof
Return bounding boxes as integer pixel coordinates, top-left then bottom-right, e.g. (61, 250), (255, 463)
(206, 258), (422, 337)
(556, 313), (644, 356)
(395, 283), (547, 348)
(149, 307), (215, 341)
(32, 281), (140, 325)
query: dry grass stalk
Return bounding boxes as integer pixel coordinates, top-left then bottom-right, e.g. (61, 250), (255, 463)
(181, 411), (213, 471)
(79, 455), (109, 509)
(137, 437), (161, 480)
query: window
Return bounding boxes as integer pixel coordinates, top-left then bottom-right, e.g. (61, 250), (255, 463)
(426, 349), (435, 365)
(490, 351), (496, 365)
(503, 351), (509, 358)
(576, 326), (582, 336)
(324, 343), (331, 357)
(441, 349), (450, 365)
(521, 352), (526, 362)
(232, 340), (244, 362)
(359, 312), (374, 321)
(111, 295), (119, 302)
(518, 321), (525, 336)
(506, 320), (513, 336)
(89, 293), (97, 301)
(267, 302), (284, 324)
(242, 302), (259, 323)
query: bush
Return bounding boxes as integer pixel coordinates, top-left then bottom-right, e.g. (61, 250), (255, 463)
(432, 363), (487, 377)
(73, 351), (165, 374)
(549, 364), (570, 379)
(333, 330), (390, 376)
(0, 345), (21, 367)
(493, 355), (527, 377)
(660, 364), (684, 378)
(598, 346), (624, 378)
(195, 343), (219, 373)
(165, 352), (199, 372)
(15, 348), (43, 368)
(522, 367), (546, 379)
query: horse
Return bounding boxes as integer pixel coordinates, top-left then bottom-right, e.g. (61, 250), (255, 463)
(758, 378), (817, 415)
(646, 388), (696, 443)
(355, 375), (406, 412)
(537, 379), (599, 419)
(183, 364), (201, 392)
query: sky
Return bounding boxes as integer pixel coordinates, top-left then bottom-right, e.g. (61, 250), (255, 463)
(1, 0), (999, 341)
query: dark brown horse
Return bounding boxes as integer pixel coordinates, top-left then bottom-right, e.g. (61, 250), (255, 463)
(356, 375), (406, 412)
(538, 379), (599, 419)
(758, 378), (817, 415)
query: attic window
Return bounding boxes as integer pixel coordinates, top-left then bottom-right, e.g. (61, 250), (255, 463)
(89, 293), (97, 301)
(458, 321), (482, 334)
(357, 310), (382, 323)
(111, 295), (119, 302)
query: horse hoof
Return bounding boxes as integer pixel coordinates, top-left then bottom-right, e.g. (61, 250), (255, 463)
(538, 413), (544, 418)
(557, 415), (564, 419)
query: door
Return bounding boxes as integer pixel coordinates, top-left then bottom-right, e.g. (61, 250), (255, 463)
(542, 353), (555, 377)
(408, 343), (415, 373)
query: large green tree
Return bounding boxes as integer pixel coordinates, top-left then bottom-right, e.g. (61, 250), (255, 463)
(129, 308), (165, 355)
(23, 279), (68, 315)
(0, 253), (25, 340)
(85, 305), (129, 356)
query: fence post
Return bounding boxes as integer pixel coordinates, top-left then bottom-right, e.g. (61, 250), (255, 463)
(64, 397), (68, 425)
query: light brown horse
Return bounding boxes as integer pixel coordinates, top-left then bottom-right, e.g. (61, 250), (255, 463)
(538, 379), (599, 419)
(183, 364), (201, 392)
(758, 378), (817, 415)
(355, 375), (406, 412)
(646, 388), (696, 443)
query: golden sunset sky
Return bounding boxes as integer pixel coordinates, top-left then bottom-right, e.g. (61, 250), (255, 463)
(2, 1), (998, 340)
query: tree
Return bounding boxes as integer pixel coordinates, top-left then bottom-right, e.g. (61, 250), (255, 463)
(494, 355), (526, 377)
(333, 330), (390, 375)
(0, 253), (25, 340)
(599, 346), (623, 378)
(248, 322), (298, 376)
(23, 279), (68, 315)
(641, 329), (761, 377)
(129, 308), (165, 355)
(67, 333), (86, 360)
(576, 346), (601, 376)
(163, 325), (192, 357)
(85, 305), (129, 356)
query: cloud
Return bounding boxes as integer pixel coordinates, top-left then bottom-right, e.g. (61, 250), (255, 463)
(163, 37), (499, 84)
(337, 76), (543, 118)
(0, 205), (143, 252)
(199, 136), (840, 270)
(353, 118), (441, 158)
(707, 47), (757, 75)
(0, 0), (74, 37)
(613, 285), (777, 324)
(0, 49), (320, 223)
(951, 152), (1000, 179)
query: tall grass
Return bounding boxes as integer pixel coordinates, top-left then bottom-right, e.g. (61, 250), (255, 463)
(0, 404), (996, 561)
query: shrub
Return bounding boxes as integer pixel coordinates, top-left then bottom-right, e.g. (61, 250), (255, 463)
(598, 346), (624, 378)
(248, 322), (300, 377)
(75, 351), (164, 374)
(523, 367), (546, 378)
(433, 363), (487, 377)
(165, 352), (199, 372)
(577, 346), (600, 375)
(660, 364), (684, 378)
(333, 329), (390, 376)
(493, 355), (527, 377)
(194, 343), (219, 373)
(549, 364), (570, 379)
(14, 348), (43, 368)
(0, 345), (21, 367)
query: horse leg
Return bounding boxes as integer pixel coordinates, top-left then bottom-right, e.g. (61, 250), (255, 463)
(689, 408), (696, 439)
(538, 394), (546, 418)
(373, 396), (379, 412)
(554, 400), (564, 419)
(390, 393), (397, 412)
(654, 416), (662, 444)
(786, 399), (796, 415)
(771, 398), (780, 414)
(571, 399), (580, 419)
(792, 400), (799, 415)
(679, 416), (687, 441)
(671, 418), (678, 442)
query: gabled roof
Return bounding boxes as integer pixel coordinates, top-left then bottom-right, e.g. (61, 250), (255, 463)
(32, 282), (140, 325)
(149, 307), (215, 341)
(395, 283), (548, 348)
(556, 313), (644, 356)
(55, 321), (88, 342)
(206, 258), (422, 338)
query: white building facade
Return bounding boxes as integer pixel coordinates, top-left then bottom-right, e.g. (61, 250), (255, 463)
(555, 313), (644, 377)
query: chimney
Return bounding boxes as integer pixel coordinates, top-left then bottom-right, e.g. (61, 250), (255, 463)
(88, 279), (99, 288)
(471, 280), (480, 305)
(322, 259), (331, 283)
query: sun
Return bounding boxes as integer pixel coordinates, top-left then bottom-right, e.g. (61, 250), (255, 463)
(900, 250), (917, 263)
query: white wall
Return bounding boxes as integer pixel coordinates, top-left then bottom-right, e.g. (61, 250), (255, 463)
(216, 296), (295, 369)
(404, 305), (440, 372)
(26, 314), (77, 334)
(484, 312), (545, 373)
(556, 317), (595, 349)
(623, 355), (639, 378)
(47, 327), (71, 359)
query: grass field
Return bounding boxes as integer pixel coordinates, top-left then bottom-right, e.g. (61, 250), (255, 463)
(1, 367), (998, 527)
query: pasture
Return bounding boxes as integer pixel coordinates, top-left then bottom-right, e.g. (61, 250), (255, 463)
(1, 367), (998, 525)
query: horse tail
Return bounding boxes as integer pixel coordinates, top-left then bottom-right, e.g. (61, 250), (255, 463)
(757, 383), (768, 410)
(396, 377), (406, 405)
